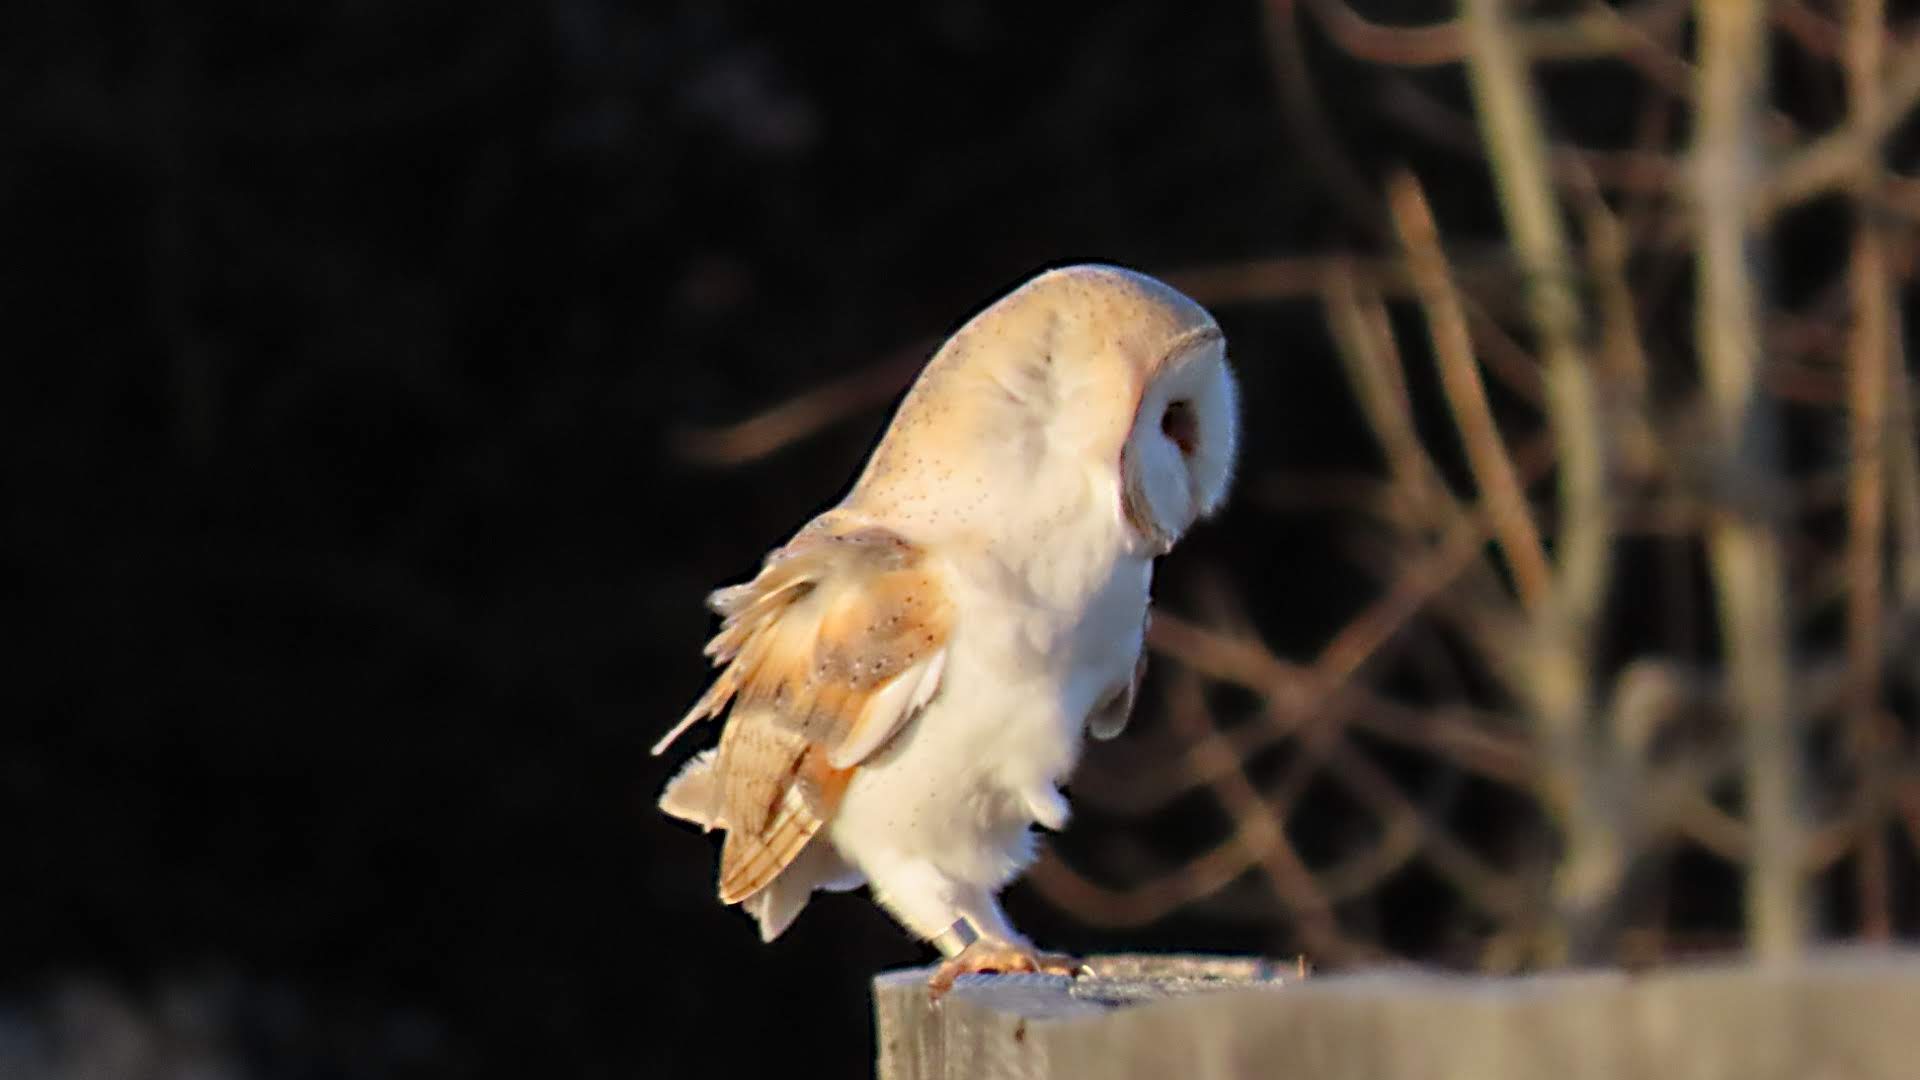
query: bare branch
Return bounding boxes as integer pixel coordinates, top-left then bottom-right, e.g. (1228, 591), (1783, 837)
(1260, 0), (1391, 239)
(1761, 36), (1920, 215)
(1148, 611), (1537, 787)
(1844, 0), (1897, 944)
(1774, 1), (1846, 61)
(1387, 171), (1555, 612)
(1300, 0), (1689, 69)
(1323, 265), (1455, 517)
(1694, 0), (1805, 962)
(1378, 77), (1683, 199)
(1462, 0), (1613, 649)
(1322, 740), (1529, 920)
(671, 345), (928, 466)
(1185, 724), (1347, 957)
(1887, 351), (1920, 608)
(1167, 254), (1411, 306)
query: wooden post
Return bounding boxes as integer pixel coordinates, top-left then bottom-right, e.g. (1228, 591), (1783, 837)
(875, 950), (1920, 1080)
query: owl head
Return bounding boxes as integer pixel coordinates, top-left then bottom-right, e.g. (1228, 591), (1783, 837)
(848, 263), (1238, 554)
(1098, 275), (1237, 554)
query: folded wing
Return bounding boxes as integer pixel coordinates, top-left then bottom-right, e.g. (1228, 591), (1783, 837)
(655, 514), (953, 904)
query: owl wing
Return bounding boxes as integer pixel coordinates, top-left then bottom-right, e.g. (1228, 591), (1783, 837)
(654, 514), (953, 903)
(1087, 650), (1146, 741)
(1086, 609), (1151, 741)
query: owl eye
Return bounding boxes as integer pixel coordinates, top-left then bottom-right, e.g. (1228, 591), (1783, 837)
(1161, 399), (1198, 456)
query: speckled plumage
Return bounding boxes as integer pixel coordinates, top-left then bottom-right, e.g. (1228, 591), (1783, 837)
(656, 264), (1238, 960)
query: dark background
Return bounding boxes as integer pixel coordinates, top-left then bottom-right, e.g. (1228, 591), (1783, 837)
(0, 0), (1814, 1077)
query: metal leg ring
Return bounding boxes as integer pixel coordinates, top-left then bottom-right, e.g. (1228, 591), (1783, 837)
(931, 916), (981, 959)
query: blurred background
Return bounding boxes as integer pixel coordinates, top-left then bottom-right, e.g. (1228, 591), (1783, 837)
(7, 0), (1920, 1076)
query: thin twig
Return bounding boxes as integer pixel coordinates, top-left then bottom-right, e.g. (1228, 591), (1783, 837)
(1026, 835), (1270, 930)
(1887, 339), (1920, 607)
(1775, 1), (1846, 61)
(1461, 303), (1550, 408)
(1168, 255), (1412, 305)
(1323, 264), (1454, 517)
(1568, 158), (1664, 482)
(1761, 35), (1920, 215)
(671, 344), (929, 466)
(1250, 469), (1420, 523)
(1652, 766), (1872, 875)
(1148, 611), (1537, 786)
(1387, 171), (1554, 612)
(1618, 88), (1684, 352)
(1301, 0), (1689, 69)
(1260, 0), (1390, 240)
(1321, 739), (1529, 920)
(1378, 76), (1684, 198)
(1184, 708), (1347, 957)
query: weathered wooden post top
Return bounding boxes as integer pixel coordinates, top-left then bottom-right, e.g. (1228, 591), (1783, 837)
(875, 948), (1920, 1080)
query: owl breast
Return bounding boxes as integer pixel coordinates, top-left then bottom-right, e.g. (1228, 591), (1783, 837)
(825, 471), (1150, 892)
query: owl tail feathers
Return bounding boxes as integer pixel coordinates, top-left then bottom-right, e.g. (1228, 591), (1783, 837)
(659, 750), (723, 831)
(660, 750), (815, 937)
(741, 839), (864, 942)
(741, 867), (809, 941)
(660, 749), (867, 942)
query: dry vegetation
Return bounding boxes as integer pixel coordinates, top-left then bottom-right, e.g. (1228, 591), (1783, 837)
(680, 0), (1920, 972)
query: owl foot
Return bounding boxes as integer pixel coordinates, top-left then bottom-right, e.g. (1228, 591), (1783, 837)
(927, 938), (1091, 1000)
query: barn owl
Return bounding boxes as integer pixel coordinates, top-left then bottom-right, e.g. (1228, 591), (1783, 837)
(654, 264), (1238, 992)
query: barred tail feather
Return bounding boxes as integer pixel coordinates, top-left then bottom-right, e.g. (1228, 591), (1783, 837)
(718, 783), (823, 904)
(740, 839), (863, 942)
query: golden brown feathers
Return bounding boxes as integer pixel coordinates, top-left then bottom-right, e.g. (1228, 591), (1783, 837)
(655, 514), (952, 904)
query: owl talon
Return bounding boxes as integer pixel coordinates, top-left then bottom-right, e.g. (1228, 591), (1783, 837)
(927, 939), (1089, 1000)
(1037, 951), (1096, 979)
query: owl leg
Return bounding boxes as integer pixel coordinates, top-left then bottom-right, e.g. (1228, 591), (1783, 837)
(924, 886), (1089, 997)
(863, 854), (969, 943)
(953, 887), (1022, 942)
(863, 854), (1088, 996)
